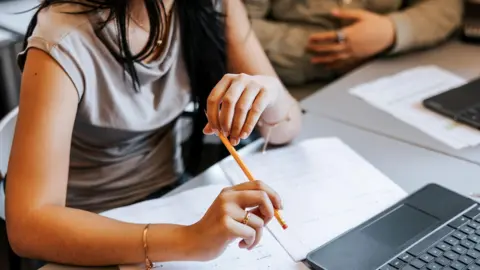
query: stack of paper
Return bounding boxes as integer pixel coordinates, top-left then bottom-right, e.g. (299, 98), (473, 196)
(101, 137), (407, 269)
(102, 185), (307, 270)
(349, 65), (480, 149)
(221, 137), (407, 261)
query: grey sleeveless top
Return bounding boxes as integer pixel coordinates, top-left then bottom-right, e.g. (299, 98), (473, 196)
(18, 4), (191, 212)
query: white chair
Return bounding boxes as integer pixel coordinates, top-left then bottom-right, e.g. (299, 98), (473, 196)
(0, 107), (18, 220)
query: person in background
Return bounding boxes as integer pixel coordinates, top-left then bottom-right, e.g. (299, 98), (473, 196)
(6, 0), (302, 267)
(246, 0), (463, 85)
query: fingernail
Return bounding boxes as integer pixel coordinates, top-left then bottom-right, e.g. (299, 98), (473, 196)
(214, 130), (219, 136)
(203, 127), (212, 135)
(223, 130), (229, 137)
(230, 138), (236, 145)
(241, 132), (248, 139)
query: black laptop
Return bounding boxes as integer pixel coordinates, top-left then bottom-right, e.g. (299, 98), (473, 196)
(423, 77), (480, 129)
(306, 184), (480, 270)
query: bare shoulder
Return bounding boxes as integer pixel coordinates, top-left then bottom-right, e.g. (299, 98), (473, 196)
(33, 3), (94, 45)
(21, 48), (79, 113)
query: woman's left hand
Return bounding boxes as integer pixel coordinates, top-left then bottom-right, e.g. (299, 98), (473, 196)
(204, 73), (283, 146)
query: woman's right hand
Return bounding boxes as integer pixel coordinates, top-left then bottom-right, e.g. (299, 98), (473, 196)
(186, 181), (283, 261)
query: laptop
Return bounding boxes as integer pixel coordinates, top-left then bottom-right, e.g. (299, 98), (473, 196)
(306, 184), (480, 270)
(423, 77), (480, 129)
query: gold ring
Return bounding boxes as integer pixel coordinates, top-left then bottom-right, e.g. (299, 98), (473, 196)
(242, 212), (251, 225)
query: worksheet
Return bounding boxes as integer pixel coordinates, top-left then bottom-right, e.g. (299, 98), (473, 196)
(119, 234), (308, 270)
(221, 137), (407, 261)
(349, 65), (480, 149)
(101, 185), (305, 270)
(102, 137), (406, 268)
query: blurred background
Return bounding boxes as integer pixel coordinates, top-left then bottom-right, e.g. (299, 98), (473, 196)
(0, 0), (34, 119)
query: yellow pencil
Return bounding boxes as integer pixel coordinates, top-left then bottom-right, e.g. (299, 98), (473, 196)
(217, 132), (288, 230)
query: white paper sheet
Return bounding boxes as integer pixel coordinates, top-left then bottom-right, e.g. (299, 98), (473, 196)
(221, 137), (407, 261)
(101, 185), (304, 270)
(349, 65), (480, 149)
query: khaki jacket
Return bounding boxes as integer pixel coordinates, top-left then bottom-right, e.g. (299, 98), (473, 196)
(245, 0), (463, 85)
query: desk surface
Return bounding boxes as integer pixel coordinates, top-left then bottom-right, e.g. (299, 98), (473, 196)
(41, 113), (480, 270)
(301, 41), (480, 165)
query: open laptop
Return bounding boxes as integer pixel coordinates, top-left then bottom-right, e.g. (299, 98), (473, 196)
(423, 77), (480, 129)
(306, 184), (480, 270)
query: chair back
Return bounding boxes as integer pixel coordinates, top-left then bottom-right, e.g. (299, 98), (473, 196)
(0, 107), (18, 179)
(0, 107), (17, 220)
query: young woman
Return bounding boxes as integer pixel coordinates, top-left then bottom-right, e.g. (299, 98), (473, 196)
(5, 0), (302, 266)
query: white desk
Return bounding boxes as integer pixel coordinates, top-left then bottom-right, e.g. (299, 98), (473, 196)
(301, 41), (480, 165)
(41, 113), (480, 270)
(0, 0), (37, 35)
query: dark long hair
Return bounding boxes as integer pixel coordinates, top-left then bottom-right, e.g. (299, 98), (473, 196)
(22, 0), (227, 173)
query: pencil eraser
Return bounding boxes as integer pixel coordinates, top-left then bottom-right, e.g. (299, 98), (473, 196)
(282, 224), (288, 230)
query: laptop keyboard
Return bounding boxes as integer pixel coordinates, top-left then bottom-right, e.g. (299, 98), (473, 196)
(379, 206), (480, 270)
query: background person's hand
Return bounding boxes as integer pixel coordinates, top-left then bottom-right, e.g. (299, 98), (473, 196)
(204, 74), (283, 146)
(307, 9), (395, 66)
(186, 181), (283, 261)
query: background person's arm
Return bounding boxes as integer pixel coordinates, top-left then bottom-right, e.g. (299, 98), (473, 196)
(388, 0), (463, 54)
(243, 0), (271, 19)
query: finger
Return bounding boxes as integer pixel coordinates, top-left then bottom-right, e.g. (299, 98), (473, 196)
(239, 226), (263, 250)
(309, 31), (337, 43)
(331, 8), (367, 20)
(225, 216), (256, 247)
(248, 207), (270, 226)
(311, 52), (350, 64)
(245, 208), (265, 249)
(307, 43), (347, 54)
(219, 77), (247, 137)
(203, 123), (214, 135)
(230, 83), (261, 145)
(240, 90), (269, 140)
(249, 207), (265, 220)
(231, 181), (283, 210)
(233, 190), (275, 223)
(231, 208), (265, 228)
(231, 208), (265, 249)
(207, 74), (235, 134)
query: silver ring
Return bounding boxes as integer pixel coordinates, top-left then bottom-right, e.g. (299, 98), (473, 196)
(335, 30), (346, 43)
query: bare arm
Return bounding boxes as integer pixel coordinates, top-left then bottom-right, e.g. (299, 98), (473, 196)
(225, 0), (302, 145)
(6, 49), (193, 265)
(388, 0), (463, 53)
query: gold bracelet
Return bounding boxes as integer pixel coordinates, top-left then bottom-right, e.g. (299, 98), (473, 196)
(259, 100), (298, 153)
(143, 224), (154, 270)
